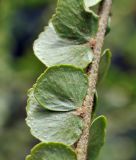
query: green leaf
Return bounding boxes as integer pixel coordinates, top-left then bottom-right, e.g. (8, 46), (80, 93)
(52, 0), (98, 42)
(92, 91), (98, 115)
(33, 23), (93, 68)
(26, 142), (77, 160)
(26, 88), (83, 145)
(98, 49), (112, 84)
(34, 65), (88, 111)
(87, 116), (107, 160)
(84, 0), (103, 12)
(84, 0), (102, 7)
(105, 17), (111, 36)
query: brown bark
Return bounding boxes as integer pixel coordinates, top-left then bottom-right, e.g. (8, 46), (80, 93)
(76, 0), (112, 160)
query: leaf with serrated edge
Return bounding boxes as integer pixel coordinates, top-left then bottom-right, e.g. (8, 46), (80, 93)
(26, 88), (83, 145)
(87, 116), (107, 160)
(34, 65), (88, 111)
(26, 142), (77, 160)
(33, 23), (93, 68)
(52, 0), (98, 42)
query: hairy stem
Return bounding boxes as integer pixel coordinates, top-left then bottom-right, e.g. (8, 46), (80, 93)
(76, 0), (112, 160)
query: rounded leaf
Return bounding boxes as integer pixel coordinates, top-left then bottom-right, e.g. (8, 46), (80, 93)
(26, 142), (77, 160)
(26, 89), (83, 145)
(87, 116), (107, 160)
(52, 0), (98, 42)
(34, 65), (88, 111)
(33, 24), (93, 69)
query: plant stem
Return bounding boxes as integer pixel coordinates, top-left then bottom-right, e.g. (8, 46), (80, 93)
(76, 0), (112, 160)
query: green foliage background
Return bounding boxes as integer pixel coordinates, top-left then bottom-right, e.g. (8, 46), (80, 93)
(0, 0), (136, 160)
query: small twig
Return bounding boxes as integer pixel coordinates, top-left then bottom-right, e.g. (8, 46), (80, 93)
(76, 0), (112, 160)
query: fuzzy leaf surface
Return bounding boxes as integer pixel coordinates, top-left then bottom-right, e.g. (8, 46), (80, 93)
(26, 142), (77, 160)
(52, 0), (98, 42)
(33, 24), (93, 68)
(88, 116), (107, 160)
(26, 89), (83, 145)
(34, 65), (88, 111)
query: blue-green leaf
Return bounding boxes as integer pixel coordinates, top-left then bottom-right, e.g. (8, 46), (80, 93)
(92, 91), (98, 115)
(87, 115), (107, 160)
(84, 0), (103, 14)
(26, 88), (83, 145)
(105, 17), (111, 36)
(52, 0), (99, 42)
(84, 0), (103, 7)
(98, 49), (112, 84)
(26, 142), (77, 160)
(34, 65), (88, 111)
(33, 23), (93, 69)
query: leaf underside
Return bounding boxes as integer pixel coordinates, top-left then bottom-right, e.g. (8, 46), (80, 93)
(84, 0), (103, 10)
(33, 0), (103, 68)
(26, 0), (109, 159)
(34, 65), (88, 111)
(26, 142), (77, 160)
(33, 23), (93, 69)
(87, 115), (107, 160)
(26, 88), (83, 145)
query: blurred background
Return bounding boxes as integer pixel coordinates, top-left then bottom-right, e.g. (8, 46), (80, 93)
(0, 0), (136, 160)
